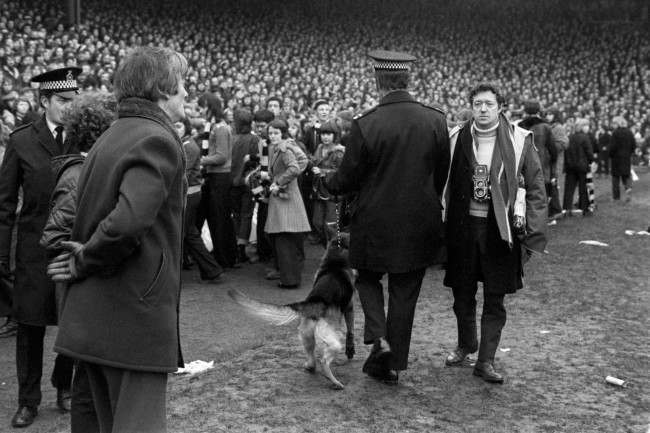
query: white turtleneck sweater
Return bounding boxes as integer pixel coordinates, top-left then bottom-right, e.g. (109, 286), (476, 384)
(469, 121), (498, 218)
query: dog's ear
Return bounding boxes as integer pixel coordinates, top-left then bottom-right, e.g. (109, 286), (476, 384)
(325, 222), (337, 243)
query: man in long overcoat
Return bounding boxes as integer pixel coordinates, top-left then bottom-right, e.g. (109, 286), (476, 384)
(48, 47), (188, 433)
(609, 116), (635, 201)
(324, 50), (449, 384)
(0, 67), (80, 427)
(442, 83), (547, 383)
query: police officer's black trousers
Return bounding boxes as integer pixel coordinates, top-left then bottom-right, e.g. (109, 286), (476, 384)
(356, 268), (425, 371)
(450, 218), (506, 364)
(16, 323), (73, 407)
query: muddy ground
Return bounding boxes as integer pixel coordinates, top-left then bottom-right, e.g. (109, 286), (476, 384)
(0, 172), (648, 433)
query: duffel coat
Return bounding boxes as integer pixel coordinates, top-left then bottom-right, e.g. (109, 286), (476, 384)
(54, 98), (187, 372)
(325, 90), (449, 273)
(0, 115), (75, 325)
(443, 117), (547, 294)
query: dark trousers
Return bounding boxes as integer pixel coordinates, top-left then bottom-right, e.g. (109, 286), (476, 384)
(270, 233), (305, 286)
(16, 323), (73, 407)
(597, 154), (609, 175)
(311, 200), (337, 246)
(204, 173), (238, 268)
(184, 191), (223, 279)
(545, 182), (563, 217)
(450, 217), (507, 363)
(256, 202), (273, 261)
(563, 169), (588, 212)
(71, 362), (99, 433)
(230, 185), (254, 244)
(0, 274), (12, 317)
(611, 175), (631, 200)
(82, 361), (167, 433)
(356, 268), (426, 370)
(452, 286), (506, 363)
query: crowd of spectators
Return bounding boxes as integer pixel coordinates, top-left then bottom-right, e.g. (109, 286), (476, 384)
(1, 0), (649, 163)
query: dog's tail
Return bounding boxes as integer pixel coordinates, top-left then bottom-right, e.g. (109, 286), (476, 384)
(228, 289), (331, 324)
(228, 289), (301, 325)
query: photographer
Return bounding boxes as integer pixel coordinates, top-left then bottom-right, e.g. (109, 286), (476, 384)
(443, 83), (547, 383)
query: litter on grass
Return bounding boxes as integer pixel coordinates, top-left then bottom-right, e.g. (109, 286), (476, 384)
(540, 330), (551, 334)
(625, 230), (650, 236)
(175, 360), (214, 375)
(499, 348), (511, 352)
(579, 240), (609, 247)
(605, 375), (627, 387)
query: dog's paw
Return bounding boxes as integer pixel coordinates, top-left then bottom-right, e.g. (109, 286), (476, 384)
(303, 362), (316, 373)
(330, 381), (345, 390)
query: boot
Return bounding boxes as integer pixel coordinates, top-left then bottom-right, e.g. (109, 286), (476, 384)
(237, 245), (250, 264)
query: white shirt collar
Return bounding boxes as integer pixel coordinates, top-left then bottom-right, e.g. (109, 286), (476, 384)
(45, 116), (64, 141)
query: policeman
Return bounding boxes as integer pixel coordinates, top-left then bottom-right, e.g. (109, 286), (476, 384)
(0, 67), (81, 427)
(324, 50), (449, 384)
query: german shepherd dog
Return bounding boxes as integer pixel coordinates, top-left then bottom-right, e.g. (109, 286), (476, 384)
(228, 226), (355, 390)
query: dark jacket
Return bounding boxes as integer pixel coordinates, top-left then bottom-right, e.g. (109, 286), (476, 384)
(325, 90), (449, 273)
(0, 115), (76, 325)
(40, 154), (85, 255)
(182, 136), (202, 188)
(443, 118), (547, 294)
(54, 98), (187, 372)
(518, 116), (557, 182)
(609, 127), (635, 177)
(564, 131), (594, 173)
(231, 133), (259, 186)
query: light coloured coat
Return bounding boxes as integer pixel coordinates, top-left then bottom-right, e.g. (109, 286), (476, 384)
(264, 140), (311, 234)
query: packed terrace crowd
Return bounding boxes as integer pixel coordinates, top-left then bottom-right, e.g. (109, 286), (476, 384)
(1, 0), (649, 154)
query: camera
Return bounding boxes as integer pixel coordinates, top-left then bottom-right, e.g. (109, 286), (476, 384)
(472, 164), (490, 202)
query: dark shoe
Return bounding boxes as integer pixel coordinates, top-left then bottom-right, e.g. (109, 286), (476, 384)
(56, 389), (72, 413)
(201, 270), (224, 282)
(362, 337), (392, 374)
(277, 283), (299, 289)
(0, 318), (18, 338)
(11, 406), (37, 428)
(237, 245), (250, 264)
(473, 361), (504, 384)
(445, 347), (474, 367)
(363, 365), (399, 385)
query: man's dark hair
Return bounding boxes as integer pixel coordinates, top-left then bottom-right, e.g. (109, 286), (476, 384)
(198, 91), (223, 122)
(267, 118), (289, 138)
(266, 96), (281, 108)
(375, 69), (409, 92)
(253, 109), (274, 123)
(234, 108), (253, 134)
(468, 83), (505, 107)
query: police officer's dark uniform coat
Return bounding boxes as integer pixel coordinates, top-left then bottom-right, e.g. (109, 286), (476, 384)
(0, 115), (75, 326)
(325, 88), (449, 372)
(326, 90), (449, 273)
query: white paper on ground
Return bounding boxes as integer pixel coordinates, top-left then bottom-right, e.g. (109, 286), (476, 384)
(499, 348), (511, 352)
(579, 240), (609, 247)
(540, 330), (551, 334)
(175, 360), (215, 375)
